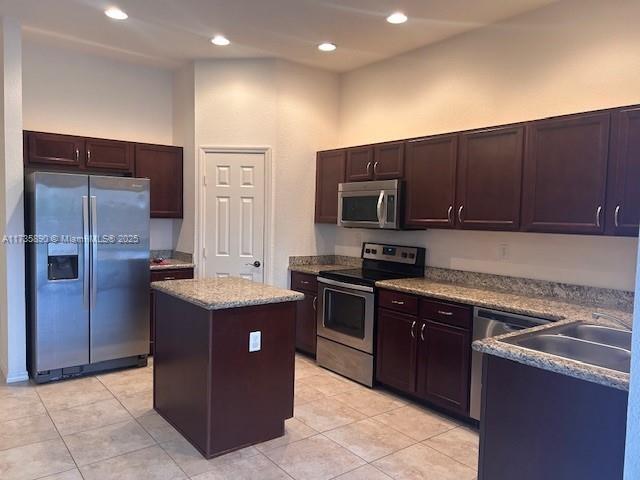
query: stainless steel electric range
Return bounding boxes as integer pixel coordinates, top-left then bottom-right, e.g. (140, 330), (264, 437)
(316, 242), (426, 386)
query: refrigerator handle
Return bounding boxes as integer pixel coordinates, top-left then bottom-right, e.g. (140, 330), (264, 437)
(90, 195), (98, 307)
(82, 196), (90, 308)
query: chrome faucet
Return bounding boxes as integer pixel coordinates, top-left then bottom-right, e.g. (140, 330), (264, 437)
(592, 312), (632, 331)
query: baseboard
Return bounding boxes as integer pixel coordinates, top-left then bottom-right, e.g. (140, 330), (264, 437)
(2, 369), (29, 383)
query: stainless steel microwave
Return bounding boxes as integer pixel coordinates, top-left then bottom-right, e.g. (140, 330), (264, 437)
(338, 180), (401, 229)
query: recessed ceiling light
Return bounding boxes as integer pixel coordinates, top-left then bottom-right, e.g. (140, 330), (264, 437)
(318, 42), (337, 52)
(386, 12), (408, 24)
(211, 35), (231, 46)
(105, 7), (128, 20)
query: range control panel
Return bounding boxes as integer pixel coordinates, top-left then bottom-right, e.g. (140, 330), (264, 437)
(361, 242), (422, 265)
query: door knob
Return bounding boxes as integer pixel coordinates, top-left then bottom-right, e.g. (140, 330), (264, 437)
(246, 261), (261, 268)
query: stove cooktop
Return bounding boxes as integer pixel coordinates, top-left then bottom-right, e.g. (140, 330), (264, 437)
(318, 268), (420, 287)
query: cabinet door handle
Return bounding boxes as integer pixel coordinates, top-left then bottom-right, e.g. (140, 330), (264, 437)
(437, 310), (453, 316)
(420, 323), (426, 341)
(164, 276), (176, 280)
(75, 148), (79, 162)
(458, 205), (464, 223)
(596, 205), (602, 228)
(391, 300), (405, 305)
(614, 205), (621, 227)
(312, 296), (317, 311)
(410, 320), (416, 338)
(87, 149), (91, 162)
(373, 161), (379, 176)
(447, 205), (453, 224)
(366, 162), (372, 176)
(301, 280), (310, 285)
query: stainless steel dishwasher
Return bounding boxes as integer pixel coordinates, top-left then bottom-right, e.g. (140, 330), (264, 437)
(470, 307), (551, 420)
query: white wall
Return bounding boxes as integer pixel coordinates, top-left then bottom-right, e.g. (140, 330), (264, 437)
(0, 17), (27, 382)
(178, 58), (339, 286)
(336, 0), (640, 291)
(21, 39), (176, 250)
(172, 63), (195, 254)
(625, 248), (640, 477)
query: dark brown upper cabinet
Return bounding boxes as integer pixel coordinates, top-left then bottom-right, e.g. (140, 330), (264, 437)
(345, 146), (374, 181)
(522, 112), (611, 234)
(345, 143), (404, 182)
(315, 149), (346, 224)
(134, 144), (183, 218)
(373, 141), (405, 180)
(606, 106), (640, 236)
(85, 138), (134, 172)
(404, 135), (458, 228)
(26, 131), (85, 168)
(456, 125), (524, 231)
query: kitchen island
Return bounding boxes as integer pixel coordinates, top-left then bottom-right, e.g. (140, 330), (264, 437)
(151, 277), (304, 458)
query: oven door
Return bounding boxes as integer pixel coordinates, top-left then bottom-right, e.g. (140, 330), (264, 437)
(338, 185), (400, 229)
(317, 277), (375, 353)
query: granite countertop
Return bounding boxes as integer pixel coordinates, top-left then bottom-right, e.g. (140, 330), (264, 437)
(375, 277), (632, 391)
(152, 277), (304, 310)
(150, 258), (196, 271)
(289, 264), (355, 275)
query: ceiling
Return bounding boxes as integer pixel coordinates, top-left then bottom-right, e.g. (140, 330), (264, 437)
(0, 0), (558, 71)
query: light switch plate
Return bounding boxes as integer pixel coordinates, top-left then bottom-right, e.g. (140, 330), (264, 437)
(249, 331), (261, 352)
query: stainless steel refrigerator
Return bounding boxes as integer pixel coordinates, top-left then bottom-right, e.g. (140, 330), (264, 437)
(26, 172), (150, 383)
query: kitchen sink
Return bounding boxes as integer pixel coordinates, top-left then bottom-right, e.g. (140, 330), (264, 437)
(553, 323), (632, 351)
(504, 327), (631, 374)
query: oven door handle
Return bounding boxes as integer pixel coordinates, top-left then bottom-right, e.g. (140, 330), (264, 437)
(377, 190), (385, 228)
(317, 277), (374, 293)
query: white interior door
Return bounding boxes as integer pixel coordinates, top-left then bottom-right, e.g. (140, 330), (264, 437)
(203, 151), (265, 281)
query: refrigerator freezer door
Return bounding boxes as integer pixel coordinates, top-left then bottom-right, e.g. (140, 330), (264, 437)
(89, 176), (150, 363)
(29, 172), (90, 371)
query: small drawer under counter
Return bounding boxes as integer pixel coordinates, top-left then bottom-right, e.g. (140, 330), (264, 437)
(419, 298), (472, 330)
(151, 268), (195, 282)
(378, 289), (419, 316)
(290, 271), (318, 293)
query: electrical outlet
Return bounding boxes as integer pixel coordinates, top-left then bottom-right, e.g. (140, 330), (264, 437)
(497, 243), (509, 261)
(249, 331), (261, 352)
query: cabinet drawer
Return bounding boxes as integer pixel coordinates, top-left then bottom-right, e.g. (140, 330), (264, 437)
(150, 268), (194, 283)
(378, 290), (418, 315)
(291, 272), (318, 292)
(419, 299), (471, 330)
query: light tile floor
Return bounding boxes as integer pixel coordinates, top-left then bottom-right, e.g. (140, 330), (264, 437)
(0, 355), (479, 480)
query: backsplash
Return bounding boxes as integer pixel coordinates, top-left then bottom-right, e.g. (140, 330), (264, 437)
(289, 255), (362, 268)
(151, 250), (194, 263)
(425, 267), (634, 312)
(288, 256), (634, 313)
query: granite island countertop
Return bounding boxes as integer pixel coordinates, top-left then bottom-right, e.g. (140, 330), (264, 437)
(375, 276), (632, 391)
(152, 277), (304, 310)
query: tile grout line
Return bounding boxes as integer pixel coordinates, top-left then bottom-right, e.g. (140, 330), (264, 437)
(256, 450), (296, 480)
(33, 385), (87, 480)
(97, 365), (192, 479)
(36, 368), (172, 478)
(369, 436), (477, 476)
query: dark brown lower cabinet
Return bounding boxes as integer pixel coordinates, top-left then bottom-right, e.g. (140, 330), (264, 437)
(150, 267), (194, 354)
(153, 292), (296, 458)
(416, 320), (471, 414)
(376, 291), (472, 417)
(295, 292), (317, 355)
(376, 308), (418, 393)
(290, 272), (318, 356)
(479, 355), (627, 480)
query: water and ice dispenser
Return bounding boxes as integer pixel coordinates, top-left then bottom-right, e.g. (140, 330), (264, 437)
(47, 242), (79, 280)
